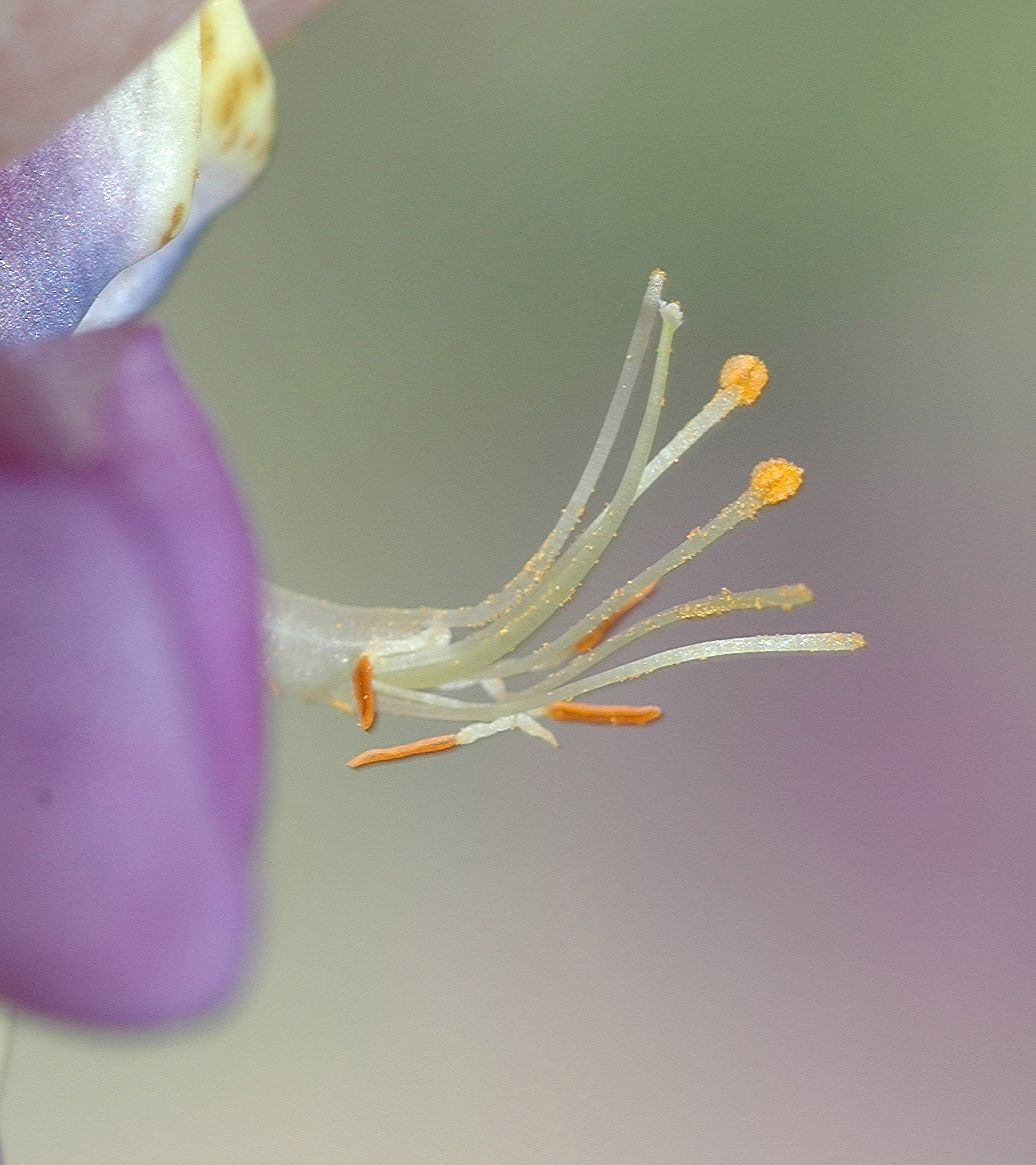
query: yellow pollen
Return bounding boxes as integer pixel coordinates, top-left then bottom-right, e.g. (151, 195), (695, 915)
(750, 458), (804, 505)
(719, 354), (769, 405)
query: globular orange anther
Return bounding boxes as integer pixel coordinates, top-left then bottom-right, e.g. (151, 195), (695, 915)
(574, 582), (658, 654)
(348, 734), (459, 769)
(750, 458), (804, 505)
(719, 354), (769, 405)
(352, 654), (377, 731)
(546, 701), (663, 726)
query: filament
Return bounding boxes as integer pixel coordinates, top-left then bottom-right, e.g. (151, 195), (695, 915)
(441, 269), (667, 629)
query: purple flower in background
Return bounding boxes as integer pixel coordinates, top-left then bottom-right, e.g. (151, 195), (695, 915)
(0, 324), (260, 1023)
(0, 0), (323, 1028)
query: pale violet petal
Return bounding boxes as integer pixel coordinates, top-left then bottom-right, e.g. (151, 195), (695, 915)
(79, 0), (276, 332)
(0, 15), (202, 344)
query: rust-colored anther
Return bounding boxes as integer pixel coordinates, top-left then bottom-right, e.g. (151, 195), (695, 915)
(352, 654), (377, 731)
(348, 734), (459, 769)
(546, 701), (663, 726)
(574, 582), (659, 654)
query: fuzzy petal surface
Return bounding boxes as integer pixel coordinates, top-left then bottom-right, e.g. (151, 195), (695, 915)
(0, 20), (202, 344)
(0, 325), (263, 1025)
(1, 1), (277, 343)
(77, 0), (276, 334)
(0, 0), (324, 167)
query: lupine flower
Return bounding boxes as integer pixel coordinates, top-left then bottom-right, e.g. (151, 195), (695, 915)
(0, 0), (863, 1122)
(0, 0), (278, 1027)
(0, 0), (274, 343)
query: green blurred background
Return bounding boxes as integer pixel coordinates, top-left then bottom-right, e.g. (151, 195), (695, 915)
(8, 0), (1036, 1160)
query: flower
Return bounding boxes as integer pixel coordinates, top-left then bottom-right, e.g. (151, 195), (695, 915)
(0, 0), (862, 1037)
(0, 0), (275, 343)
(0, 0), (297, 1027)
(0, 323), (260, 1024)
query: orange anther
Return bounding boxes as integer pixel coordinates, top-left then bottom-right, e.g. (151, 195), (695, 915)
(546, 701), (663, 726)
(574, 582), (659, 654)
(352, 654), (377, 731)
(749, 458), (804, 505)
(348, 734), (459, 769)
(719, 354), (769, 405)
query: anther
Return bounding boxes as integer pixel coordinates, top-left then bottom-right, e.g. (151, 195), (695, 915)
(348, 734), (458, 768)
(574, 582), (658, 654)
(352, 654), (377, 731)
(719, 354), (769, 406)
(546, 701), (663, 726)
(750, 458), (804, 505)
(660, 300), (684, 328)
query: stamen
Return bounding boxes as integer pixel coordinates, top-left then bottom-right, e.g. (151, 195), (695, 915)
(352, 654), (377, 730)
(263, 270), (865, 770)
(348, 733), (458, 769)
(442, 268), (668, 629)
(719, 354), (769, 405)
(372, 627), (865, 726)
(636, 354), (767, 496)
(546, 701), (663, 726)
(545, 632), (867, 706)
(380, 298), (686, 690)
(749, 458), (804, 506)
(495, 584), (814, 684)
(481, 466), (813, 688)
(573, 582), (658, 654)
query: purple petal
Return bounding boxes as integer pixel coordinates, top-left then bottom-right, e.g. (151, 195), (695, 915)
(0, 325), (263, 1025)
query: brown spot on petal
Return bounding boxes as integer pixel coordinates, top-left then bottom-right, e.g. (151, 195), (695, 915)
(217, 72), (245, 130)
(200, 9), (218, 68)
(159, 202), (187, 247)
